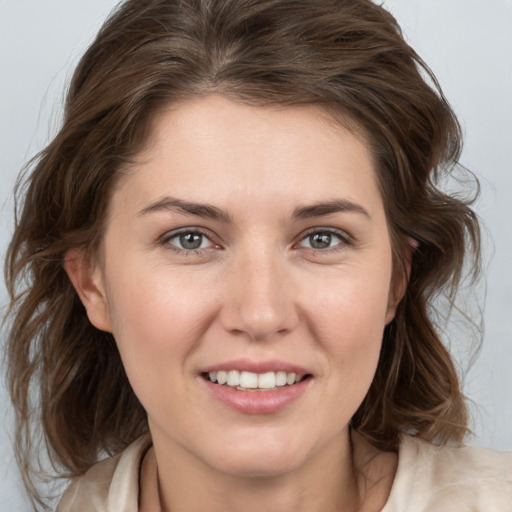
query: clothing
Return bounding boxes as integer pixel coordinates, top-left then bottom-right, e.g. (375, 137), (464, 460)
(57, 434), (512, 512)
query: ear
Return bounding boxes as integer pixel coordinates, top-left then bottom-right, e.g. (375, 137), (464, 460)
(63, 249), (112, 332)
(385, 238), (417, 324)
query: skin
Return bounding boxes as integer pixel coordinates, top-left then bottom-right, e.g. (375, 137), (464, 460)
(66, 96), (404, 512)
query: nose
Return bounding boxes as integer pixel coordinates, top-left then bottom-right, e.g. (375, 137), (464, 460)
(219, 248), (300, 342)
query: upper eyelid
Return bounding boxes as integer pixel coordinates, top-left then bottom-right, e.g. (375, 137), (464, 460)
(297, 226), (352, 242)
(160, 226), (212, 240)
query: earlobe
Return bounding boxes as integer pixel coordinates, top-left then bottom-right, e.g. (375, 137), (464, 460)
(385, 292), (402, 325)
(385, 275), (406, 325)
(403, 237), (418, 278)
(63, 249), (112, 332)
(385, 239), (417, 324)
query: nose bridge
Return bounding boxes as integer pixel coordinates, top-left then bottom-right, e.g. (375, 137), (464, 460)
(221, 243), (298, 341)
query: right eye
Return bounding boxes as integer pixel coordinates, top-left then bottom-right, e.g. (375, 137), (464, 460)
(161, 228), (217, 253)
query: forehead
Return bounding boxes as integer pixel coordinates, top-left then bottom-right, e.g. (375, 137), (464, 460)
(112, 95), (383, 219)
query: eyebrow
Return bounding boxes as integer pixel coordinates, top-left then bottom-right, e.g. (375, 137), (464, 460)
(292, 200), (370, 220)
(138, 196), (232, 223)
(138, 196), (369, 223)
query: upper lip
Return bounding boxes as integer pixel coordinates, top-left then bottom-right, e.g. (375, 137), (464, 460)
(201, 358), (311, 375)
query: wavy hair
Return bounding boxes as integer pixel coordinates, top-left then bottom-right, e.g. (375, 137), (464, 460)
(4, 0), (480, 508)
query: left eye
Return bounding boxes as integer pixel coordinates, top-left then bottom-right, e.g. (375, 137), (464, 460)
(298, 231), (346, 250)
(166, 231), (213, 251)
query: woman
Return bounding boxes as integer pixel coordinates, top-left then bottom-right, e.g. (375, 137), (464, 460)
(4, 0), (511, 510)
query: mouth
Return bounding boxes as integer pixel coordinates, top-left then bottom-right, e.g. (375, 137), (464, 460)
(202, 370), (311, 391)
(199, 359), (313, 414)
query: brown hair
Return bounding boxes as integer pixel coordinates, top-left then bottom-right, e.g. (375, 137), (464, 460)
(4, 0), (480, 508)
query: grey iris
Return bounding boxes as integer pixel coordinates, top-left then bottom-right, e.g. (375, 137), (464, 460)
(310, 233), (332, 249)
(180, 233), (203, 250)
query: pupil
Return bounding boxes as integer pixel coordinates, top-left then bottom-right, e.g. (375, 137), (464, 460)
(310, 233), (331, 249)
(180, 233), (202, 249)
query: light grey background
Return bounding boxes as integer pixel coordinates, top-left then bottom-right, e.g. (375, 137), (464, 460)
(1, 1), (511, 510)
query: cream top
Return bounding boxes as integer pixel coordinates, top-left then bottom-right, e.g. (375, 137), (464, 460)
(57, 434), (512, 512)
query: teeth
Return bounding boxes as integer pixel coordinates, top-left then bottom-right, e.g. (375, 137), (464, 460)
(227, 370), (240, 387)
(275, 371), (287, 387)
(240, 371), (258, 389)
(258, 371), (275, 389)
(206, 370), (305, 389)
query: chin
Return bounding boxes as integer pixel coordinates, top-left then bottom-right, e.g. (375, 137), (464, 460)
(216, 453), (303, 479)
(203, 430), (310, 478)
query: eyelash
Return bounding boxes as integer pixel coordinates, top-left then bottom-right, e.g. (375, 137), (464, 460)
(295, 227), (352, 254)
(158, 227), (352, 256)
(159, 227), (218, 256)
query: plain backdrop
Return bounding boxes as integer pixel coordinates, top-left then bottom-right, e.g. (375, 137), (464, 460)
(1, 1), (511, 510)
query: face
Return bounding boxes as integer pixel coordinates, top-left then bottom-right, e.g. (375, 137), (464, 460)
(70, 96), (402, 478)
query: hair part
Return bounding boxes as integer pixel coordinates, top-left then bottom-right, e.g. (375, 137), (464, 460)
(4, 0), (481, 508)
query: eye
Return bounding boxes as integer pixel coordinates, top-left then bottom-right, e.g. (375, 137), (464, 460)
(297, 229), (349, 250)
(162, 229), (216, 252)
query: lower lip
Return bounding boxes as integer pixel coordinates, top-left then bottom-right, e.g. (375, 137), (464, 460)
(201, 376), (311, 415)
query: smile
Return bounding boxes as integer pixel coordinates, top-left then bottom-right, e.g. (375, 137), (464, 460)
(204, 370), (307, 391)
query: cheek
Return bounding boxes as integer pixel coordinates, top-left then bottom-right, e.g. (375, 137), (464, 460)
(103, 263), (217, 396)
(303, 264), (392, 378)
(308, 266), (392, 334)
(107, 258), (213, 335)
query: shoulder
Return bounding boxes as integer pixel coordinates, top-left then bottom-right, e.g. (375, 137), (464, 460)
(57, 434), (152, 512)
(384, 435), (512, 512)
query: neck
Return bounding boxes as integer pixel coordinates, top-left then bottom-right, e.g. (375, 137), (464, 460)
(140, 427), (397, 512)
